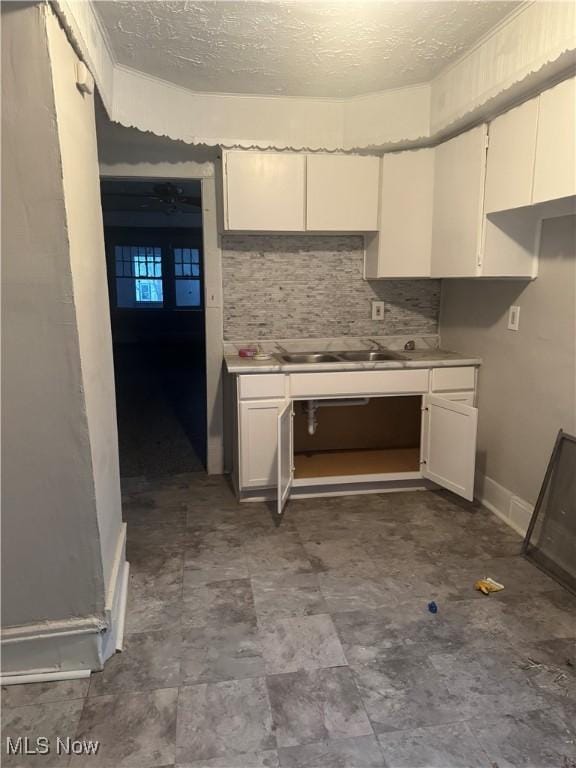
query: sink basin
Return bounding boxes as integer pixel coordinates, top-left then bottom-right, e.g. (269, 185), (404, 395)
(338, 350), (403, 362)
(280, 353), (340, 364)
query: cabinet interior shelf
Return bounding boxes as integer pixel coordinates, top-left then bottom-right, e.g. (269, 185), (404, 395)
(294, 447), (420, 479)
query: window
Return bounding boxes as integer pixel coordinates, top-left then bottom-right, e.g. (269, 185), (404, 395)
(174, 248), (201, 307)
(108, 233), (203, 311)
(115, 246), (163, 308)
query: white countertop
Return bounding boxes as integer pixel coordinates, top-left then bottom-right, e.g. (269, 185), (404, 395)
(225, 348), (481, 374)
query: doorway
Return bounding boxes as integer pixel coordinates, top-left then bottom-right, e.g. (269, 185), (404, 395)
(101, 179), (207, 478)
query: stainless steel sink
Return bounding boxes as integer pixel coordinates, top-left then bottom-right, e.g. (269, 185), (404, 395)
(338, 350), (403, 362)
(279, 353), (341, 364)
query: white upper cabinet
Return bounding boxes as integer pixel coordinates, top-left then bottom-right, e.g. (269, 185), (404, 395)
(484, 98), (539, 214)
(223, 150), (379, 232)
(306, 154), (380, 232)
(224, 151), (306, 231)
(431, 124), (488, 278)
(365, 149), (434, 278)
(533, 77), (576, 205)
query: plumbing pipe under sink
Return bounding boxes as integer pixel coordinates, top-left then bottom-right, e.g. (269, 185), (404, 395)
(303, 398), (370, 435)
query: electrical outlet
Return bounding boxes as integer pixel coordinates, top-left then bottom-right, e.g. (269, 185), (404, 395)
(508, 305), (520, 331)
(372, 301), (385, 321)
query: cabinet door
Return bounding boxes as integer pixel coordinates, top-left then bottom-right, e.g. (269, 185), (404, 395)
(366, 149), (434, 278)
(421, 394), (478, 501)
(431, 124), (488, 277)
(533, 77), (576, 204)
(306, 154), (380, 231)
(484, 98), (539, 214)
(239, 399), (286, 489)
(438, 392), (475, 407)
(224, 152), (305, 231)
(277, 401), (294, 516)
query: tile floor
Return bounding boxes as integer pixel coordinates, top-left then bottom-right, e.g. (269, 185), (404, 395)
(2, 473), (576, 768)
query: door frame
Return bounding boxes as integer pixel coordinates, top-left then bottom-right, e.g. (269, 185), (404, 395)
(99, 172), (224, 475)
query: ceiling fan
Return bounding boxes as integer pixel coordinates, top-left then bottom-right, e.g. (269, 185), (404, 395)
(148, 182), (201, 213)
(103, 182), (201, 214)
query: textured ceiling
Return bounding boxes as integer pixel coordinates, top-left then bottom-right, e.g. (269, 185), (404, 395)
(96, 1), (521, 98)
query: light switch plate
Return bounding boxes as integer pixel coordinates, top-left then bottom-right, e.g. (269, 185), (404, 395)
(372, 301), (385, 321)
(508, 305), (520, 331)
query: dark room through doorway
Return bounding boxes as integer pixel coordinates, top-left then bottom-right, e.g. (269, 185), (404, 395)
(101, 179), (207, 479)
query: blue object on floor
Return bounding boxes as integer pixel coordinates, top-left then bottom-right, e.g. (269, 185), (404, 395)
(428, 601), (438, 614)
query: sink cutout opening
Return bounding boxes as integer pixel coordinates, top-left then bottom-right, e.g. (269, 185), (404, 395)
(293, 396), (422, 479)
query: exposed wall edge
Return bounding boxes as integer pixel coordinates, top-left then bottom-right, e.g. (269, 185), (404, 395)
(51, 0), (115, 114)
(476, 473), (534, 538)
(100, 523), (128, 664)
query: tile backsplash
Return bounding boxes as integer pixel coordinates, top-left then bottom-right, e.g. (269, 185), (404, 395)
(222, 235), (440, 341)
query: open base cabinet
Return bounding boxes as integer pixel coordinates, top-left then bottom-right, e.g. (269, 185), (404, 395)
(275, 393), (478, 515)
(293, 396), (422, 481)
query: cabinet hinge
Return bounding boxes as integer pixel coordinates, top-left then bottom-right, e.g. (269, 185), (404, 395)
(476, 251), (483, 268)
(485, 133), (490, 150)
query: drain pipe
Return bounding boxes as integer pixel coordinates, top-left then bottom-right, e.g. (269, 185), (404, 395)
(305, 400), (318, 435)
(304, 398), (370, 436)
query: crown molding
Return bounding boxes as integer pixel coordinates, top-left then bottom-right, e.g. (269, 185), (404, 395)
(113, 62), (432, 105)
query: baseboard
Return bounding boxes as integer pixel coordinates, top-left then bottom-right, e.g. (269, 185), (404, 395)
(476, 473), (534, 537)
(0, 616), (106, 677)
(238, 479), (433, 503)
(1, 525), (129, 677)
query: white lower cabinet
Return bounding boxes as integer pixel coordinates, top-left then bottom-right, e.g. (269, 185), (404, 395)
(237, 367), (479, 511)
(239, 399), (288, 489)
(277, 401), (294, 516)
(438, 391), (475, 407)
(420, 394), (478, 501)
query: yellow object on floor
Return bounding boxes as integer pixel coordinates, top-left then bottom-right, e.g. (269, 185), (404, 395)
(474, 577), (505, 595)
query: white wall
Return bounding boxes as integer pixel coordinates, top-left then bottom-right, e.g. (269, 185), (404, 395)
(1, 3), (124, 671)
(1, 2), (105, 628)
(47, 8), (123, 593)
(440, 215), (576, 528)
(343, 84), (430, 150)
